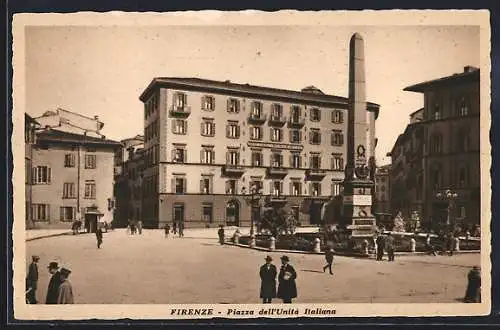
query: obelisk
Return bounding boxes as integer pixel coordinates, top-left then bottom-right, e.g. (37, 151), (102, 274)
(342, 33), (376, 238)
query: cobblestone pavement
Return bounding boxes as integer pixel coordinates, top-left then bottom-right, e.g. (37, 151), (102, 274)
(25, 229), (480, 304)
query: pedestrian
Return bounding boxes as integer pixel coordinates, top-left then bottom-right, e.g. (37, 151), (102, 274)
(464, 266), (481, 303)
(173, 222), (177, 236)
(137, 220), (143, 235)
(26, 255), (39, 304)
(447, 233), (454, 256)
(45, 261), (63, 304)
(386, 233), (395, 262)
(376, 234), (385, 261)
(178, 222), (184, 238)
(96, 227), (103, 249)
(218, 225), (225, 245)
(277, 255), (297, 304)
(131, 222), (136, 235)
(164, 223), (170, 238)
(259, 255), (277, 304)
(323, 248), (334, 275)
(426, 234), (437, 256)
(57, 268), (74, 304)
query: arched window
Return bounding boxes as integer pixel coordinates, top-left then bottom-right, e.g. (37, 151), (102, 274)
(457, 165), (469, 188)
(430, 163), (442, 189)
(456, 128), (470, 152)
(457, 96), (469, 116)
(433, 103), (441, 120)
(225, 200), (240, 226)
(429, 133), (443, 154)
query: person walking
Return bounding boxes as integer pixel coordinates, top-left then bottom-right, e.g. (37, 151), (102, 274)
(259, 255), (277, 303)
(426, 234), (437, 256)
(96, 227), (103, 249)
(277, 255), (297, 304)
(464, 266), (481, 303)
(164, 223), (170, 238)
(137, 220), (143, 235)
(172, 222), (177, 237)
(386, 233), (395, 262)
(45, 262), (63, 304)
(218, 225), (225, 245)
(178, 222), (184, 238)
(323, 248), (334, 275)
(26, 255), (39, 304)
(376, 234), (385, 261)
(57, 268), (74, 304)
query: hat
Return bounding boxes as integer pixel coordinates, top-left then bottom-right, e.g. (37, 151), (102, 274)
(280, 255), (290, 262)
(60, 268), (72, 276)
(47, 262), (58, 270)
(32, 255), (40, 261)
(265, 255), (273, 261)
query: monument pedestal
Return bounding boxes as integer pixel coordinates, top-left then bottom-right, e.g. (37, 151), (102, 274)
(342, 179), (376, 238)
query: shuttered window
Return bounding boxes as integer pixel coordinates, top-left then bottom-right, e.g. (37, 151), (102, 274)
(32, 166), (52, 184)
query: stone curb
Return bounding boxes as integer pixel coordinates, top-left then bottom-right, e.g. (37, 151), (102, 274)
(25, 231), (73, 242)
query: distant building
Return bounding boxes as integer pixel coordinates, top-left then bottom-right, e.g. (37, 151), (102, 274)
(138, 77), (380, 229)
(25, 114), (40, 229)
(373, 164), (392, 227)
(30, 111), (120, 231)
(389, 66), (480, 231)
(35, 108), (105, 138)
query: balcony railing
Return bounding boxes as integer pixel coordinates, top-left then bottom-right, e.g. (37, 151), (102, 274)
(288, 116), (306, 128)
(305, 168), (327, 180)
(169, 105), (191, 117)
(222, 164), (245, 177)
(269, 115), (287, 126)
(266, 166), (288, 178)
(268, 194), (287, 203)
(248, 113), (267, 124)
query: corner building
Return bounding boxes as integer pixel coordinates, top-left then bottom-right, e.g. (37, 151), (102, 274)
(139, 78), (379, 229)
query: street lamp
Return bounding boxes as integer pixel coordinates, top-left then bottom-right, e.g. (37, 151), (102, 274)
(243, 184), (263, 237)
(436, 189), (458, 228)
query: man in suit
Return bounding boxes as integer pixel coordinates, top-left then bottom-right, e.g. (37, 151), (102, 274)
(45, 261), (63, 304)
(386, 233), (395, 262)
(57, 268), (74, 304)
(96, 227), (104, 249)
(26, 255), (39, 304)
(323, 248), (334, 275)
(376, 234), (385, 261)
(218, 225), (225, 245)
(259, 255), (277, 303)
(277, 255), (297, 303)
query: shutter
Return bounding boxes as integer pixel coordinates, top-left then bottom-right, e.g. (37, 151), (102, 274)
(318, 132), (322, 144)
(340, 134), (344, 145)
(32, 167), (36, 184)
(209, 178), (213, 194)
(171, 178), (175, 193)
(259, 153), (263, 166)
(171, 149), (175, 162)
(211, 150), (215, 163)
(269, 154), (273, 167)
(289, 130), (293, 143)
(183, 178), (187, 194)
(47, 204), (50, 222)
(289, 155), (293, 168)
(48, 168), (52, 183)
(200, 149), (204, 163)
(171, 119), (175, 133)
(212, 123), (216, 136)
(330, 157), (334, 170)
(309, 183), (312, 196)
(183, 149), (187, 163)
(226, 151), (230, 165)
(269, 181), (273, 195)
(184, 121), (188, 134)
(289, 182), (293, 195)
(331, 110), (334, 123)
(200, 179), (204, 193)
(227, 99), (231, 112)
(309, 131), (312, 143)
(331, 132), (334, 145)
(184, 93), (188, 106)
(237, 126), (240, 138)
(340, 158), (344, 170)
(280, 182), (284, 194)
(279, 154), (284, 166)
(226, 125), (230, 138)
(270, 128), (274, 141)
(225, 181), (229, 193)
(201, 122), (204, 135)
(73, 207), (76, 221)
(299, 131), (303, 142)
(60, 207), (64, 221)
(340, 111), (344, 123)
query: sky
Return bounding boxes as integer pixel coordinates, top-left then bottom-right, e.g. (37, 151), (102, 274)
(24, 23), (480, 165)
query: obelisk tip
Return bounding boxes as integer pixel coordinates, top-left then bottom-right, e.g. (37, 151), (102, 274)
(350, 32), (364, 41)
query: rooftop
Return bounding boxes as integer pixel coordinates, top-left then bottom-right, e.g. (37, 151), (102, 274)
(36, 129), (121, 147)
(404, 66), (480, 93)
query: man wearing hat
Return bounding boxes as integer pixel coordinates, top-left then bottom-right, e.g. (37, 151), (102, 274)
(45, 261), (63, 304)
(277, 255), (297, 304)
(259, 255), (277, 303)
(57, 268), (74, 304)
(464, 266), (481, 303)
(26, 255), (39, 304)
(323, 248), (335, 275)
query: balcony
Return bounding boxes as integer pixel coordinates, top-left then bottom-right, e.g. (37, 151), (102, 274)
(288, 116), (306, 128)
(248, 113), (267, 124)
(169, 105), (191, 118)
(268, 194), (287, 204)
(305, 168), (327, 180)
(268, 115), (287, 127)
(266, 166), (288, 178)
(222, 164), (245, 177)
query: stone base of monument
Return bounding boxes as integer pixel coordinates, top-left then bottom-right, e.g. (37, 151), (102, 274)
(342, 179), (377, 239)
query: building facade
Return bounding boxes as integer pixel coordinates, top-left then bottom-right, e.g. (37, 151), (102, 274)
(30, 127), (121, 231)
(138, 78), (379, 229)
(389, 66), (480, 231)
(373, 164), (392, 226)
(25, 114), (39, 229)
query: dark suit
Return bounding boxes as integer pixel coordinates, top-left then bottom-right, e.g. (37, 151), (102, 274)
(46, 271), (63, 304)
(323, 250), (334, 274)
(277, 264), (297, 303)
(96, 229), (103, 248)
(26, 262), (38, 304)
(259, 263), (277, 303)
(376, 236), (385, 261)
(386, 235), (395, 261)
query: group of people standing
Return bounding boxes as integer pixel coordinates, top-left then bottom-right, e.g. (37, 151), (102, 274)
(163, 222), (184, 238)
(375, 233), (396, 261)
(26, 256), (74, 304)
(259, 255), (297, 304)
(127, 219), (143, 235)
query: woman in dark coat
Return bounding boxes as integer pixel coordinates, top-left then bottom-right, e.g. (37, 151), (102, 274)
(277, 255), (297, 303)
(259, 255), (277, 303)
(464, 266), (481, 303)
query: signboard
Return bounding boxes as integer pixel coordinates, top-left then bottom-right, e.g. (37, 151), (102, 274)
(343, 195), (372, 205)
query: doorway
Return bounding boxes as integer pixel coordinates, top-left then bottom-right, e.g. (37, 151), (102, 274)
(85, 214), (98, 233)
(226, 200), (240, 226)
(309, 201), (324, 225)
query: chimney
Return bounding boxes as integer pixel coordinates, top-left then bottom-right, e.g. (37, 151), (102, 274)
(464, 66), (478, 73)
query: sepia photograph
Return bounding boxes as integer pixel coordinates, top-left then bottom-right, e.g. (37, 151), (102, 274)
(12, 10), (491, 319)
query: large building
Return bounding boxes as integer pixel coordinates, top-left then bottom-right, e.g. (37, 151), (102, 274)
(373, 164), (392, 226)
(389, 66), (480, 231)
(25, 114), (39, 229)
(137, 78), (379, 229)
(30, 110), (121, 231)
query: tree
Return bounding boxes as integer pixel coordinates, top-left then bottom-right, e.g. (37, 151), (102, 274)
(260, 204), (297, 237)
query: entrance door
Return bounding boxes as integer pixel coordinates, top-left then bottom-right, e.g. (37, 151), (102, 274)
(226, 200), (240, 226)
(309, 202), (323, 225)
(85, 214), (98, 233)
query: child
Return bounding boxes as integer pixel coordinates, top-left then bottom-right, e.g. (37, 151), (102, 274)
(164, 224), (170, 238)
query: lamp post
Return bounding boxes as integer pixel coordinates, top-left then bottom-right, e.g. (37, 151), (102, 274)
(243, 184), (262, 237)
(436, 189), (458, 229)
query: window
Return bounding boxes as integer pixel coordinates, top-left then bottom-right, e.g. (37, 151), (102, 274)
(201, 120), (215, 137)
(226, 180), (238, 194)
(202, 95), (215, 111)
(249, 180), (263, 193)
(459, 205), (467, 218)
(60, 206), (75, 222)
(430, 166), (442, 189)
(433, 103), (441, 120)
(251, 151), (263, 166)
(85, 154), (97, 169)
(202, 203), (213, 223)
(271, 103), (283, 119)
(309, 129), (321, 145)
(32, 166), (51, 184)
(84, 181), (96, 199)
(32, 204), (49, 221)
(64, 154), (75, 167)
(63, 182), (75, 198)
(226, 123), (240, 139)
(200, 176), (212, 194)
(172, 147), (187, 163)
(227, 98), (240, 113)
(289, 129), (302, 143)
(331, 155), (344, 171)
(271, 181), (284, 196)
(458, 166), (469, 188)
(291, 181), (302, 196)
(270, 128), (283, 142)
(271, 153), (284, 167)
(173, 203), (185, 222)
(331, 130), (344, 146)
(290, 105), (302, 123)
(174, 92), (187, 109)
(310, 155), (321, 169)
(201, 147), (215, 164)
(173, 177), (186, 194)
(331, 181), (341, 196)
(429, 134), (442, 154)
(310, 108), (321, 121)
(331, 110), (344, 124)
(226, 150), (240, 165)
(172, 119), (188, 135)
(456, 130), (470, 152)
(457, 97), (469, 116)
(251, 101), (263, 118)
(87, 147), (96, 152)
(291, 153), (302, 168)
(250, 126), (262, 140)
(311, 182), (321, 196)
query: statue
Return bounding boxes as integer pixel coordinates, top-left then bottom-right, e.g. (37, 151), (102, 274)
(393, 212), (405, 233)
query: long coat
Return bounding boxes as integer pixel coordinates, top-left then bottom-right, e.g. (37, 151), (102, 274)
(465, 268), (481, 303)
(26, 262), (38, 290)
(57, 280), (74, 304)
(46, 271), (63, 304)
(277, 264), (297, 299)
(385, 236), (395, 250)
(325, 250), (334, 263)
(259, 264), (277, 298)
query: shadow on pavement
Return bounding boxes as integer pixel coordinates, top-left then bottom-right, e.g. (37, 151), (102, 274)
(300, 269), (324, 274)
